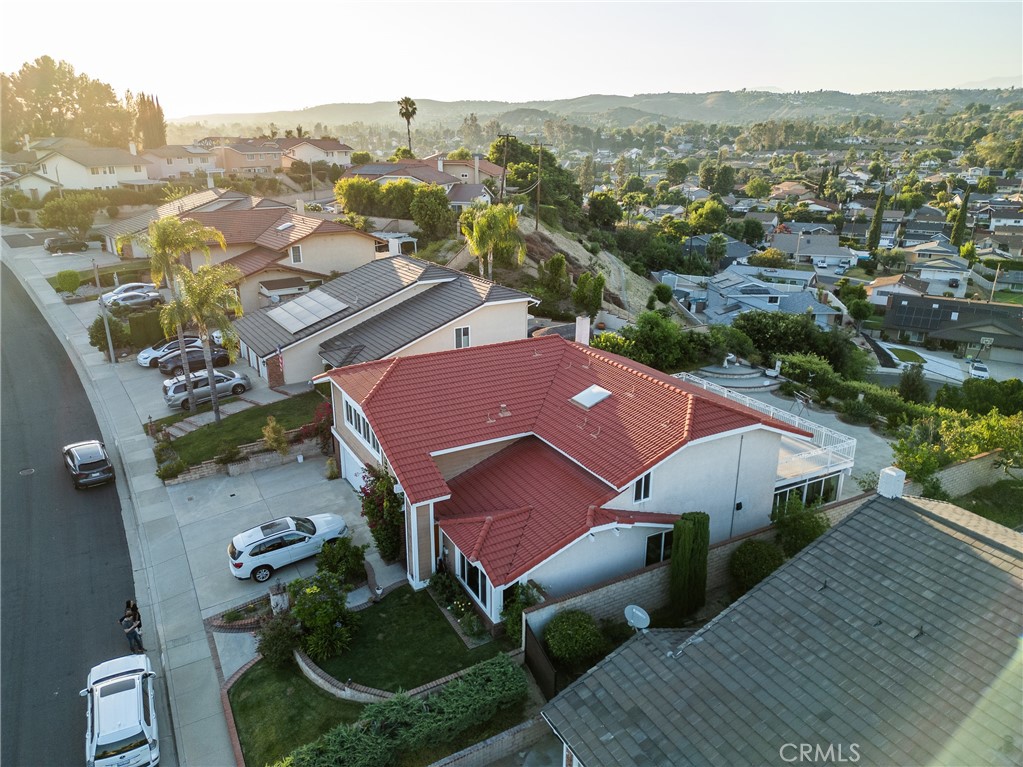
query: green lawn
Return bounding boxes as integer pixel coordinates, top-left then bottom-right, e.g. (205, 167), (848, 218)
(953, 479), (1023, 529)
(319, 585), (515, 692)
(229, 661), (364, 767)
(169, 391), (322, 466)
(992, 291), (1023, 305)
(888, 347), (926, 364)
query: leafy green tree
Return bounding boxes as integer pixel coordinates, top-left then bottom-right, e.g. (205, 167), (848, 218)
(711, 164), (736, 196)
(747, 247), (787, 268)
(665, 159), (689, 185)
(770, 495), (830, 557)
(577, 155), (595, 193)
(587, 191), (621, 229)
(653, 283), (673, 305)
(622, 176), (646, 194)
(877, 248), (907, 275)
(620, 310), (682, 370)
(572, 272), (605, 321)
(670, 512), (709, 617)
(262, 415), (290, 456)
(935, 378), (1023, 416)
(544, 610), (604, 666)
(817, 165), (830, 197)
(379, 179), (417, 219)
(537, 253), (571, 299)
(705, 233), (728, 266)
(117, 216), (226, 410)
(792, 152), (807, 172)
(977, 176), (997, 193)
(868, 160), (884, 181)
(730, 539), (784, 597)
(350, 150), (371, 164)
(397, 96), (417, 154)
(287, 570), (357, 662)
(359, 465), (405, 562)
(590, 332), (636, 358)
(54, 270), (81, 295)
(866, 191), (886, 251)
(848, 299), (873, 330)
(960, 241), (978, 267)
(87, 314), (130, 356)
(458, 113), (484, 149)
(745, 176), (771, 198)
(38, 194), (103, 239)
(698, 159), (717, 190)
(334, 177), (381, 216)
(389, 146), (415, 162)
(689, 199), (727, 233)
(459, 202), (525, 280)
(409, 184), (455, 240)
(898, 363), (930, 405)
(621, 191), (645, 227)
(175, 263), (243, 423)
(950, 189), (970, 246)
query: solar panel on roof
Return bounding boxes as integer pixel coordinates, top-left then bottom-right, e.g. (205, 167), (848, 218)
(267, 291), (348, 333)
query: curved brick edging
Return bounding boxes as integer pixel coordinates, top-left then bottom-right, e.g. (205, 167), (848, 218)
(221, 654), (262, 767)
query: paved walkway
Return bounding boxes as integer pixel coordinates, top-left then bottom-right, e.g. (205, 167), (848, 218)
(1, 238), (408, 767)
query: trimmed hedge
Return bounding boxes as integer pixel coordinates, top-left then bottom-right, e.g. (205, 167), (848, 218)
(270, 654), (526, 767)
(729, 539), (784, 597)
(127, 310), (166, 349)
(544, 609), (604, 666)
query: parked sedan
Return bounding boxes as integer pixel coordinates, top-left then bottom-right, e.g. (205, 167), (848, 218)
(228, 514), (350, 582)
(157, 345), (229, 376)
(162, 369), (251, 410)
(62, 440), (115, 489)
(136, 336), (202, 368)
(969, 361), (991, 380)
(44, 236), (89, 252)
(103, 290), (164, 309)
(99, 282), (157, 305)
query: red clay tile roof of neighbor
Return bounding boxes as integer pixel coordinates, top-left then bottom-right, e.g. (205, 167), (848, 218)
(220, 246), (319, 279)
(437, 437), (674, 586)
(321, 335), (810, 505)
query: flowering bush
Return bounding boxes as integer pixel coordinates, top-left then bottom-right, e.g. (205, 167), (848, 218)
(359, 465), (405, 562)
(287, 570), (359, 661)
(299, 400), (333, 453)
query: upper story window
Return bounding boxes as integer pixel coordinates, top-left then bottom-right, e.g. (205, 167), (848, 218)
(133, 165), (141, 172)
(107, 166), (114, 174)
(633, 472), (651, 503)
(343, 398), (380, 455)
(246, 154), (255, 160)
(166, 158), (174, 165)
(187, 157), (194, 165)
(290, 245), (302, 264)
(91, 167), (101, 175)
(454, 326), (470, 349)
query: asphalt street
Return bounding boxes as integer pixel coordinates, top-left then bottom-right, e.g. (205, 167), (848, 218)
(1, 263), (137, 767)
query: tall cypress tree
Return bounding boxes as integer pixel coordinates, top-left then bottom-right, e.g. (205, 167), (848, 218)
(817, 164), (830, 197)
(866, 189), (886, 252)
(670, 512), (710, 617)
(950, 189), (970, 246)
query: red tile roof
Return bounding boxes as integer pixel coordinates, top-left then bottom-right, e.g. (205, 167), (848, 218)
(183, 209), (379, 250)
(437, 437), (672, 586)
(321, 335), (810, 506)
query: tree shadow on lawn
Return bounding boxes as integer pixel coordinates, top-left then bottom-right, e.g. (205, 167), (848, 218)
(318, 585), (515, 692)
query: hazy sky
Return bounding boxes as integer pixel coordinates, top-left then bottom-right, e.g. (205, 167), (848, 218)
(3, 1), (1021, 119)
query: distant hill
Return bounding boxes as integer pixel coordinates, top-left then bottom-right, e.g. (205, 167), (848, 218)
(168, 88), (1022, 133)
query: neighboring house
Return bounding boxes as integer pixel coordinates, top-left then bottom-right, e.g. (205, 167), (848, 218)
(904, 238), (959, 264)
(773, 221), (836, 236)
(97, 188), (291, 254)
(901, 218), (949, 247)
(316, 334), (851, 624)
(841, 221), (869, 244)
(276, 138), (354, 169)
(29, 144), (149, 192)
(420, 153), (506, 185)
(1, 170), (61, 201)
(446, 183), (493, 215)
(233, 255), (533, 386)
(542, 488), (1023, 767)
(911, 204), (947, 223)
(882, 295), (1023, 362)
(141, 145), (220, 180)
(727, 263), (818, 289)
(699, 268), (839, 328)
(770, 233), (854, 265)
(911, 256), (970, 298)
(212, 141), (284, 175)
(769, 181), (812, 200)
(180, 208), (386, 313)
(745, 211), (779, 229)
(976, 231), (1023, 259)
(865, 273), (929, 307)
(684, 233), (756, 262)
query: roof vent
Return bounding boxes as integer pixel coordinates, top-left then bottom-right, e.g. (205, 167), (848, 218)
(498, 404), (511, 418)
(276, 222), (294, 232)
(571, 384), (611, 410)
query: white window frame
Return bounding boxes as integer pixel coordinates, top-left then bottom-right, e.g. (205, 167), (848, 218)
(633, 472), (651, 503)
(457, 551), (489, 609)
(454, 326), (470, 349)
(342, 396), (380, 456)
(290, 245), (302, 264)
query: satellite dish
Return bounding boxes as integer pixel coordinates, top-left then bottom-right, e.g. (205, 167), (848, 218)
(624, 605), (650, 631)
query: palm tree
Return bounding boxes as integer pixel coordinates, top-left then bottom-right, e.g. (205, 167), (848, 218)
(397, 96), (417, 155)
(117, 217), (226, 411)
(460, 202), (526, 281)
(175, 264), (243, 423)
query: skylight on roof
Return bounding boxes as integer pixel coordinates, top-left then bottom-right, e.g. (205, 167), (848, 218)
(276, 222), (294, 231)
(571, 384), (612, 410)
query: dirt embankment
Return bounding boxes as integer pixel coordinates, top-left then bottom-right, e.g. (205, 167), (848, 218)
(518, 215), (656, 322)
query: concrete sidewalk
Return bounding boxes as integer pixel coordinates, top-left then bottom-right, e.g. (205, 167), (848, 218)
(2, 240), (407, 767)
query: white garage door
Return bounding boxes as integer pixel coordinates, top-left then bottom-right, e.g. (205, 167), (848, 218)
(341, 442), (367, 493)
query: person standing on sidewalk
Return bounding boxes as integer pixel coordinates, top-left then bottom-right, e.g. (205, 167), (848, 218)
(119, 611), (145, 654)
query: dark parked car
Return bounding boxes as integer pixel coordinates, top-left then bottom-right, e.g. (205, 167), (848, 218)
(44, 236), (89, 253)
(62, 440), (115, 489)
(158, 345), (230, 376)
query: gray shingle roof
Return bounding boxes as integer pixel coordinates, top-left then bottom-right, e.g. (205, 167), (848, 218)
(233, 256), (531, 358)
(542, 495), (1023, 767)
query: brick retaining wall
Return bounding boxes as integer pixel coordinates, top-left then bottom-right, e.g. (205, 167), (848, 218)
(163, 432), (318, 485)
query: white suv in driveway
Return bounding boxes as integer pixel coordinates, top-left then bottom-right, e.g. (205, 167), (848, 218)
(80, 655), (160, 767)
(229, 514), (349, 582)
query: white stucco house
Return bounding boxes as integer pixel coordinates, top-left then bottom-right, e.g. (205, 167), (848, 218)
(316, 335), (855, 626)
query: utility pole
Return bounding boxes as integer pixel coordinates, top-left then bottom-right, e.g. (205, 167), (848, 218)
(94, 260), (115, 364)
(498, 133), (514, 203)
(534, 141), (542, 232)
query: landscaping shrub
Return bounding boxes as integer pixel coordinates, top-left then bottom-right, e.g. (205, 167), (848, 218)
(325, 457), (340, 480)
(358, 465), (405, 563)
(771, 496), (830, 557)
(106, 205), (119, 219)
(499, 582), (541, 641)
(54, 270), (81, 295)
(729, 539), (784, 596)
(544, 610), (604, 666)
(262, 416), (290, 456)
(155, 460), (186, 480)
(316, 537), (369, 585)
(298, 401), (333, 453)
(87, 314), (131, 355)
(127, 310), (165, 349)
(839, 397), (876, 425)
(282, 722), (395, 767)
(153, 441), (175, 463)
(428, 570), (461, 606)
(256, 612), (301, 669)
(214, 446), (243, 465)
(920, 474), (951, 501)
(288, 571), (359, 662)
(17, 210), (30, 223)
(670, 512), (710, 617)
